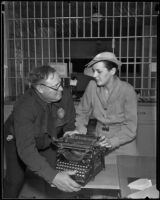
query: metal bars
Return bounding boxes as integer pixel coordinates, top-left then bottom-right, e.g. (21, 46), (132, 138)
(68, 2), (71, 74)
(13, 2), (18, 98)
(54, 2), (57, 62)
(90, 2), (93, 37)
(118, 2), (122, 78)
(98, 2), (100, 38)
(133, 2), (137, 89)
(148, 2), (153, 97)
(20, 2), (24, 94)
(112, 2), (115, 53)
(83, 2), (85, 38)
(48, 2), (50, 63)
(61, 1), (64, 63)
(126, 2), (129, 83)
(40, 2), (43, 65)
(141, 2), (145, 97)
(105, 2), (107, 37)
(5, 1), (157, 100)
(76, 2), (78, 38)
(33, 2), (36, 68)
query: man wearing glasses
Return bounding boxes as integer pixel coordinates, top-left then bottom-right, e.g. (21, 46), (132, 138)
(3, 65), (81, 198)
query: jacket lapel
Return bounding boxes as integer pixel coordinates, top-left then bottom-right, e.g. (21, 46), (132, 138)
(107, 77), (121, 105)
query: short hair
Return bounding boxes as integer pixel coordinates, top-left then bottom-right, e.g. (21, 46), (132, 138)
(102, 60), (118, 70)
(28, 65), (56, 86)
(102, 60), (119, 76)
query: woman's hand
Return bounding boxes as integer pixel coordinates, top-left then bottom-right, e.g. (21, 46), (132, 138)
(63, 126), (87, 137)
(63, 130), (80, 137)
(98, 136), (112, 148)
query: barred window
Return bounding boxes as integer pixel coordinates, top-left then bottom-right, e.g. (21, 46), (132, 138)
(4, 1), (157, 101)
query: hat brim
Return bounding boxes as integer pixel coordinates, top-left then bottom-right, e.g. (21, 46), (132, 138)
(85, 59), (122, 68)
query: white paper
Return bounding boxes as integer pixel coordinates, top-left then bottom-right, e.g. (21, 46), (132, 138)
(128, 178), (152, 190)
(127, 185), (159, 199)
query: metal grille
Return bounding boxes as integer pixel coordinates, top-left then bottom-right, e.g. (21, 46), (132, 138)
(5, 1), (157, 101)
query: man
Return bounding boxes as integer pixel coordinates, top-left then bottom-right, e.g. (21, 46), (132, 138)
(3, 65), (81, 198)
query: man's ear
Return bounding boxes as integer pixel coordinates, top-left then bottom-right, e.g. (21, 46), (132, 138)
(110, 68), (116, 75)
(36, 85), (43, 94)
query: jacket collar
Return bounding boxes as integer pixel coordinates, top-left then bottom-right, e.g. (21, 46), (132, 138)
(31, 87), (49, 110)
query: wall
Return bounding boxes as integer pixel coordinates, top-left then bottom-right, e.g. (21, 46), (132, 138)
(62, 39), (143, 59)
(137, 103), (156, 156)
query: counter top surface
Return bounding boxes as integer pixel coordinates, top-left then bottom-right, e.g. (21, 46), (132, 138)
(117, 155), (157, 198)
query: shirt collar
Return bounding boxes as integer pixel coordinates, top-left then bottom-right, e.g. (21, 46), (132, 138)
(96, 77), (121, 106)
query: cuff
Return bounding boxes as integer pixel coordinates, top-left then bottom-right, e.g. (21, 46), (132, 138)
(110, 137), (120, 149)
(40, 166), (58, 185)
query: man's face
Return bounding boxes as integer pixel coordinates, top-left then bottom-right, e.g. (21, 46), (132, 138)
(39, 72), (63, 102)
(92, 61), (114, 86)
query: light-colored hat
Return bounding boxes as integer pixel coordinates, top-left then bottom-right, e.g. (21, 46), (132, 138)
(85, 52), (122, 68)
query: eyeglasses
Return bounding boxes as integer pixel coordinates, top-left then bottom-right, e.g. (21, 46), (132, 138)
(40, 82), (62, 91)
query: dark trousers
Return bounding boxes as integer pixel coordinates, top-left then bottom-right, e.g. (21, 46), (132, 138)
(3, 138), (26, 198)
(3, 134), (57, 198)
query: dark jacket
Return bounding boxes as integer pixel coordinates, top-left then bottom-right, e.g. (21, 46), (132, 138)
(5, 87), (76, 185)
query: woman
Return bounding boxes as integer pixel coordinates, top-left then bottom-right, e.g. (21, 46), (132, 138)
(75, 52), (139, 158)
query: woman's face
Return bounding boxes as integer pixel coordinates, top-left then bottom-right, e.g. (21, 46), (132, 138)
(92, 61), (115, 86)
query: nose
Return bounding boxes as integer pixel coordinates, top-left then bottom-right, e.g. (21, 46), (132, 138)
(93, 71), (98, 78)
(59, 85), (63, 91)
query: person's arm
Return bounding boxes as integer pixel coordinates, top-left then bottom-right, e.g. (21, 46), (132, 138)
(13, 104), (57, 185)
(109, 86), (138, 149)
(75, 81), (93, 134)
(62, 88), (77, 132)
(34, 134), (52, 150)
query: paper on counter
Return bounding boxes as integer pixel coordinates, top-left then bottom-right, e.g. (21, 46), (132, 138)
(127, 185), (159, 199)
(128, 178), (152, 190)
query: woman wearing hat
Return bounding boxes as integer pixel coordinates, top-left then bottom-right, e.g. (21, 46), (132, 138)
(73, 52), (139, 158)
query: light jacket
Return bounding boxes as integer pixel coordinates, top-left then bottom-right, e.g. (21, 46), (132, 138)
(75, 77), (138, 155)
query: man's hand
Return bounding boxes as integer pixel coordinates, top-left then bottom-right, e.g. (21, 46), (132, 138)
(63, 130), (79, 137)
(51, 170), (81, 192)
(98, 136), (112, 148)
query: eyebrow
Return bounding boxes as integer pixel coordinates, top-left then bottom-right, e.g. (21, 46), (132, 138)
(93, 69), (102, 73)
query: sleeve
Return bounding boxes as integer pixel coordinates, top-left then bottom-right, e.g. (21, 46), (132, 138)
(13, 104), (57, 185)
(75, 81), (93, 134)
(35, 134), (52, 150)
(110, 86), (138, 148)
(62, 87), (76, 132)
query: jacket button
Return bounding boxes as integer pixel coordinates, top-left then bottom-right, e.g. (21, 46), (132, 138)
(6, 135), (14, 141)
(102, 127), (109, 131)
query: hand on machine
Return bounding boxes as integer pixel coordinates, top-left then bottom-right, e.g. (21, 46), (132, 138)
(63, 126), (87, 137)
(63, 130), (80, 137)
(97, 135), (112, 149)
(51, 170), (81, 192)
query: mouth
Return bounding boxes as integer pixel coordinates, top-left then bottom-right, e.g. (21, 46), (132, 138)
(95, 78), (99, 82)
(96, 79), (101, 84)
